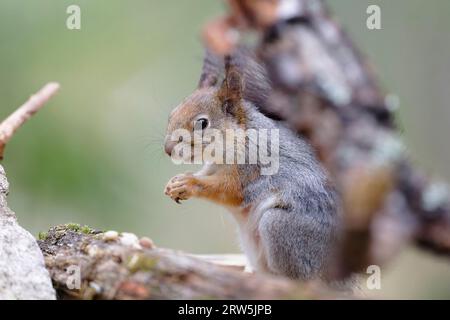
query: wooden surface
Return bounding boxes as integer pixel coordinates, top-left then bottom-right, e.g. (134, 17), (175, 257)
(39, 225), (340, 300)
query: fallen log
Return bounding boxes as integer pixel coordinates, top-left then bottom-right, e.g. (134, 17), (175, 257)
(38, 224), (339, 299)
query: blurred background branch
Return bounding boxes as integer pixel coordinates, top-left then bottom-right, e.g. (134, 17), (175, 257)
(201, 0), (450, 280)
(0, 82), (60, 159)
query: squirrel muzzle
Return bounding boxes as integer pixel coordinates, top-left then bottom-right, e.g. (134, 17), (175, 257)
(164, 137), (178, 156)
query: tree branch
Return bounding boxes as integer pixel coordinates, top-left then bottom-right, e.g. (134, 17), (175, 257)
(0, 82), (60, 159)
(38, 225), (341, 299)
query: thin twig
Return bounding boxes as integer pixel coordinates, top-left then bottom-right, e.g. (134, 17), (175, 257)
(0, 82), (60, 159)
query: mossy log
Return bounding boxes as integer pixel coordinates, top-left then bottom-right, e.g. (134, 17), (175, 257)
(38, 225), (336, 300)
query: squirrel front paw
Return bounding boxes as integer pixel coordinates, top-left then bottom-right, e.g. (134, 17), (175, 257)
(164, 173), (199, 204)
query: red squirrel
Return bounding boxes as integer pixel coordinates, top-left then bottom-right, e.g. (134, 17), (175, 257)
(164, 49), (339, 280)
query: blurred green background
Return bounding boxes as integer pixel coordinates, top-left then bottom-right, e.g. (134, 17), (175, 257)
(0, 0), (449, 298)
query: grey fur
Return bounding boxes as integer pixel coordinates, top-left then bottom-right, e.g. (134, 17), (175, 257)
(237, 102), (339, 280)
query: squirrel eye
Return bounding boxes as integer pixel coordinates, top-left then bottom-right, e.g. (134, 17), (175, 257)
(195, 118), (209, 130)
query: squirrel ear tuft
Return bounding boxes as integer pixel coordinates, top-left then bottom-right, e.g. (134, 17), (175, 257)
(226, 70), (243, 99)
(198, 49), (221, 88)
(218, 55), (243, 105)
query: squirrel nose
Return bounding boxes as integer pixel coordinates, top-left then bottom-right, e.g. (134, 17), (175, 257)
(164, 139), (178, 156)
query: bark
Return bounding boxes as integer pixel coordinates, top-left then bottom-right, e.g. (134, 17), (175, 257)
(38, 225), (337, 299)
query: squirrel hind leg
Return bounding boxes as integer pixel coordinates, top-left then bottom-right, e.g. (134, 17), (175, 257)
(258, 208), (334, 280)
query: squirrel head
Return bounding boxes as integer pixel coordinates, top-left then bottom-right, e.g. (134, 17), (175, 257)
(164, 55), (247, 157)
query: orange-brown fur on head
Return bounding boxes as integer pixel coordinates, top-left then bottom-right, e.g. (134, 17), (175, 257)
(167, 87), (227, 134)
(165, 62), (247, 156)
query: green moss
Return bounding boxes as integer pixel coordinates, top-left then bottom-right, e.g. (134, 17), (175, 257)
(64, 223), (95, 234)
(66, 223), (81, 232)
(80, 225), (94, 234)
(38, 231), (48, 240)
